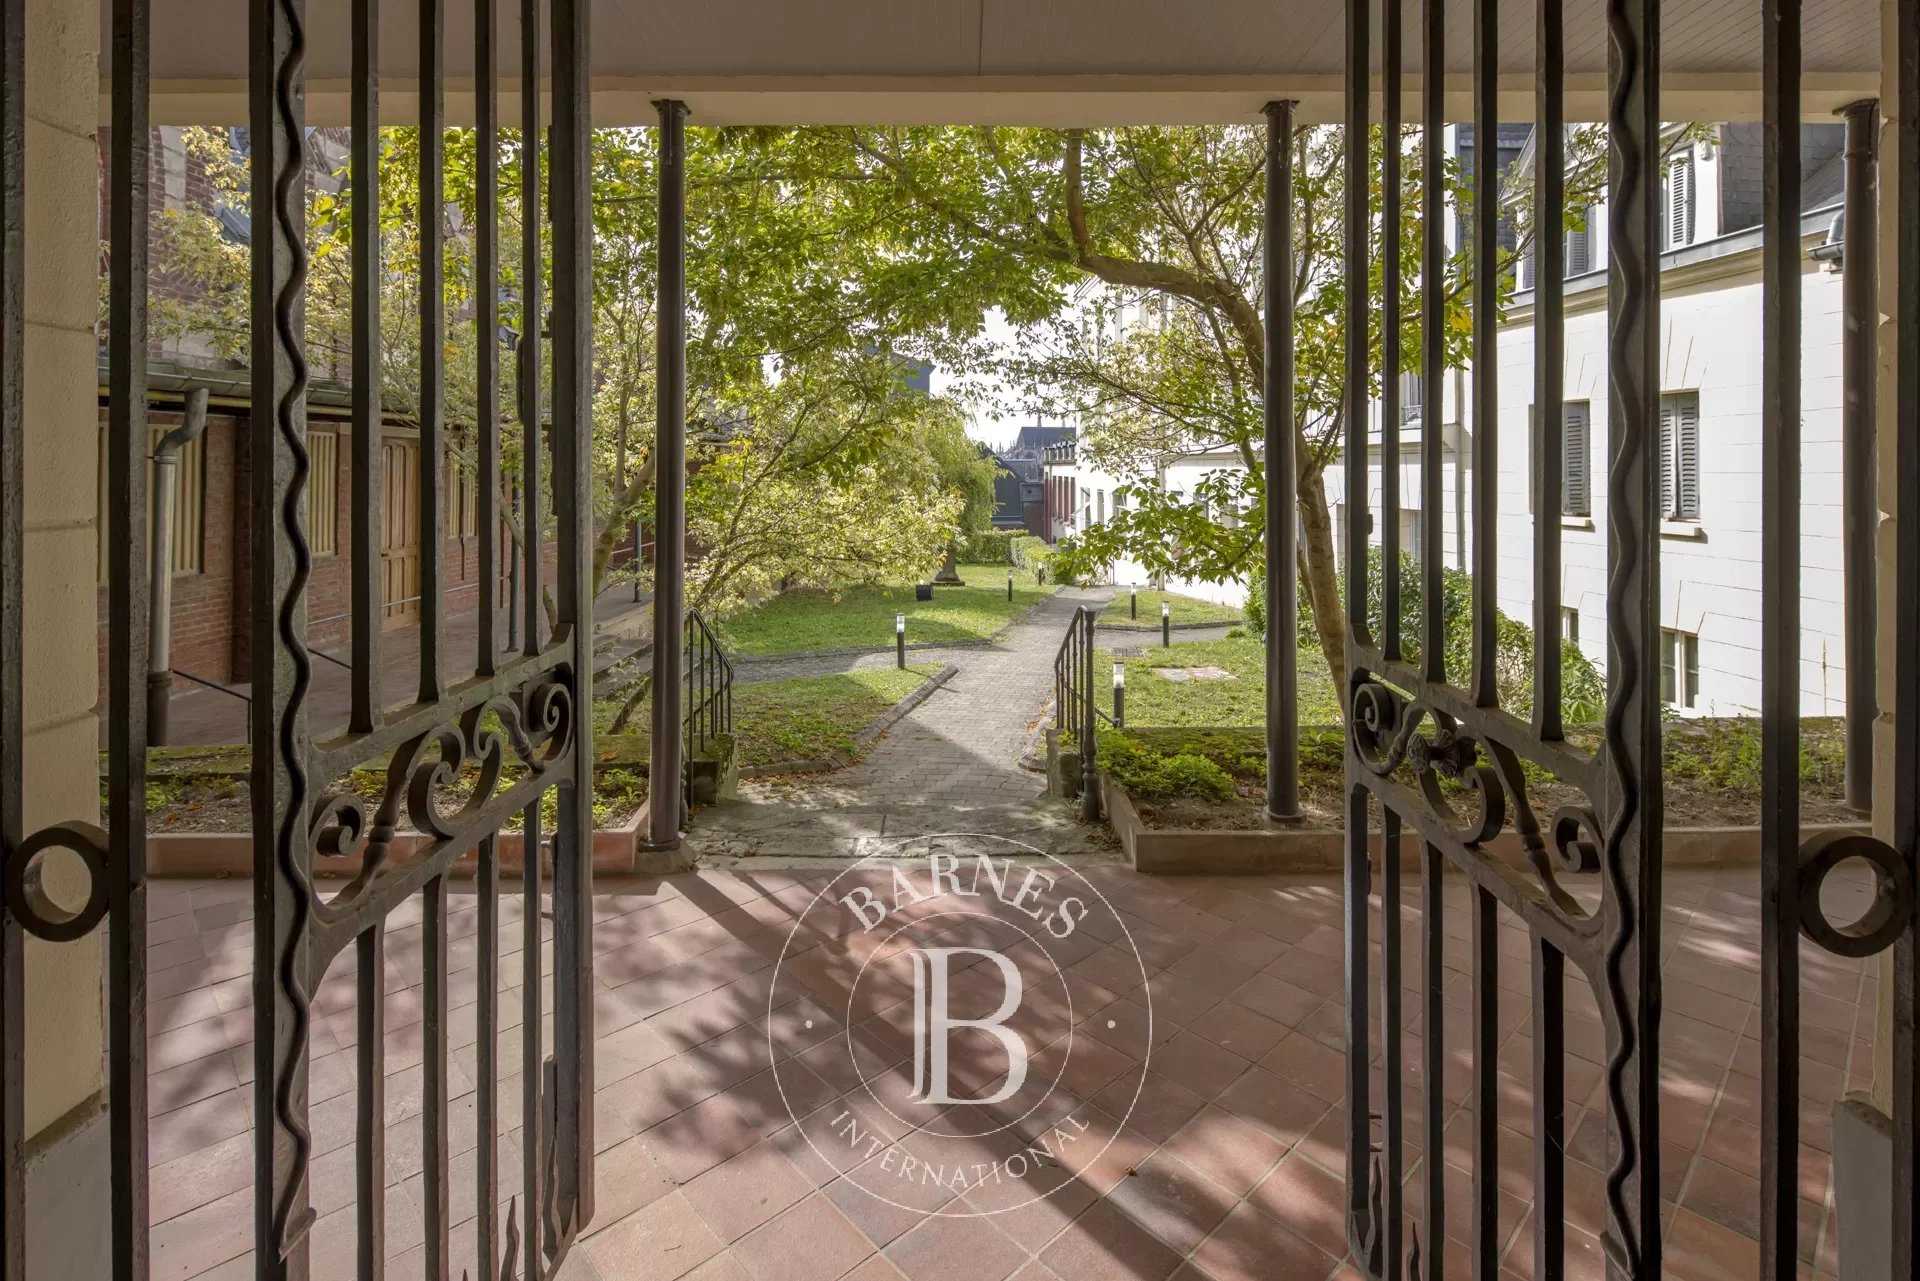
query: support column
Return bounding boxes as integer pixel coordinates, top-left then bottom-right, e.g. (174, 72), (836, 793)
(1263, 100), (1299, 821)
(1841, 98), (1879, 815)
(647, 99), (688, 850)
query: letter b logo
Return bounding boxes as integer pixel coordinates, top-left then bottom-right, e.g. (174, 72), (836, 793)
(909, 948), (1029, 1106)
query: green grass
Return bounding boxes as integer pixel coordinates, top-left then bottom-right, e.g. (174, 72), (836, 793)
(1090, 636), (1341, 729)
(1099, 588), (1243, 629)
(716, 563), (1055, 657)
(596, 664), (941, 770)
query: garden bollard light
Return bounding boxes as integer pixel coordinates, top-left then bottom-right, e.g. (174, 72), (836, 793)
(896, 613), (907, 669)
(1114, 662), (1126, 728)
(1161, 600), (1171, 647)
(1008, 568), (1014, 602)
(1131, 588), (1137, 620)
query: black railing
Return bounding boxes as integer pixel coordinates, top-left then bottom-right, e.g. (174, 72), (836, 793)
(1052, 605), (1104, 821)
(682, 609), (735, 807)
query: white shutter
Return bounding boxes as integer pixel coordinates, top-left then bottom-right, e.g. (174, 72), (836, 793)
(1674, 395), (1700, 519)
(1659, 398), (1675, 516)
(1566, 215), (1591, 275)
(1666, 158), (1694, 248)
(1562, 402), (1590, 518)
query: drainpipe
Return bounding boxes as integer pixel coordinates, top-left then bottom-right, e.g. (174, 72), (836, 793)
(147, 386), (210, 746)
(1839, 99), (1879, 814)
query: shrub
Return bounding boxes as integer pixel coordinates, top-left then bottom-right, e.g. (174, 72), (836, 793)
(1009, 534), (1050, 569)
(1099, 731), (1236, 803)
(957, 529), (1020, 563)
(1287, 545), (1606, 725)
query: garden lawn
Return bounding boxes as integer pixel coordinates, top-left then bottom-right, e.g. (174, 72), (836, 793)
(1089, 635), (1342, 729)
(717, 562), (1054, 657)
(1099, 587), (1243, 629)
(595, 664), (941, 770)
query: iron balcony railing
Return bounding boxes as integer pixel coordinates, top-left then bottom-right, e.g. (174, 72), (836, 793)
(1052, 605), (1106, 821)
(681, 609), (735, 808)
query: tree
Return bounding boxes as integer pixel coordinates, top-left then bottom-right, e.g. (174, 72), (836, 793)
(753, 121), (1647, 702)
(141, 125), (1000, 630)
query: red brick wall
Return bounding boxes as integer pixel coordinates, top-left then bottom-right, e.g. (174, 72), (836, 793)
(99, 404), (561, 694)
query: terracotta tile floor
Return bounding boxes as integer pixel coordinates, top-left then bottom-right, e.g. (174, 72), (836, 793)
(141, 860), (1876, 1281)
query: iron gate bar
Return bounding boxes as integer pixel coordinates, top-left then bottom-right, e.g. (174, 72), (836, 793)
(1420, 0), (1445, 686)
(1378, 9), (1405, 1276)
(1531, 2), (1569, 1275)
(107, 0), (153, 1274)
(1469, 0), (1497, 712)
(518, 0), (542, 661)
(1532, 0), (1566, 744)
(0, 0), (22, 1267)
(1759, 0), (1802, 1272)
(649, 98), (689, 849)
(1381, 0), (1403, 667)
(248, 0), (316, 1268)
(349, 0), (381, 735)
(1262, 99), (1299, 821)
(1340, 0), (1370, 1254)
(418, 0), (446, 706)
(552, 0), (597, 1226)
(476, 0), (499, 682)
(1600, 0), (1664, 1270)
(1897, 0), (1920, 1269)
(355, 922), (385, 1278)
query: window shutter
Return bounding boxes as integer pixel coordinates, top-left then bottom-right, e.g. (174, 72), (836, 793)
(1666, 158), (1694, 248)
(1562, 402), (1590, 518)
(1675, 395), (1700, 519)
(1566, 215), (1591, 275)
(1659, 398), (1676, 516)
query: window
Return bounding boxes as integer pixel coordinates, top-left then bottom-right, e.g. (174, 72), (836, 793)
(1658, 392), (1701, 521)
(1530, 401), (1592, 519)
(99, 423), (206, 581)
(1524, 208), (1594, 287)
(1566, 208), (1593, 275)
(1663, 155), (1695, 249)
(1399, 369), (1423, 424)
(308, 429), (339, 556)
(1562, 607), (1580, 646)
(1096, 489), (1106, 524)
(1661, 628), (1701, 708)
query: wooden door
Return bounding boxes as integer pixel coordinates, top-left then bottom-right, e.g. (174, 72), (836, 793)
(381, 437), (420, 624)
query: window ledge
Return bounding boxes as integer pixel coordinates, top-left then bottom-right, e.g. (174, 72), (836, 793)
(1560, 515), (1595, 531)
(1659, 520), (1707, 541)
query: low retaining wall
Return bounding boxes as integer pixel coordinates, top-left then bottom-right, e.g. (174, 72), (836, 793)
(148, 803), (650, 879)
(1099, 774), (1870, 876)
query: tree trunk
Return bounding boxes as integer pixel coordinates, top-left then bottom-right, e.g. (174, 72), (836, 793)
(1295, 473), (1348, 708)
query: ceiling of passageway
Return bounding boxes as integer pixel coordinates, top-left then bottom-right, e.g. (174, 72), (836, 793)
(121, 0), (1883, 125)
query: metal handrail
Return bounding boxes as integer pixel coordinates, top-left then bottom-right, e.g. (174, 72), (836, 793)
(1051, 606), (1101, 820)
(682, 609), (735, 808)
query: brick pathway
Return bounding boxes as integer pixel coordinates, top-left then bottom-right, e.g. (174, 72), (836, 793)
(141, 861), (1869, 1280)
(692, 587), (1117, 860)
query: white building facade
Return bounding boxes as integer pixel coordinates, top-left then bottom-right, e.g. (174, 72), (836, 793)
(1051, 122), (1858, 716)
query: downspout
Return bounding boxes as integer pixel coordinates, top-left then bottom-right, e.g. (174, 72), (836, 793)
(146, 386), (210, 746)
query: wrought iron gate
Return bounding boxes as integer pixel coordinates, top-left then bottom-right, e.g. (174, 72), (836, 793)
(1, 0), (598, 1277)
(1331, 0), (1920, 1279)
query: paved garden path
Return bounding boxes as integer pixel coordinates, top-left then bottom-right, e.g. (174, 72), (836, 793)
(689, 585), (1118, 859)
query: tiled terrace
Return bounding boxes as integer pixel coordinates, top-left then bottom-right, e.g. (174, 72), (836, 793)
(141, 860), (1873, 1281)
